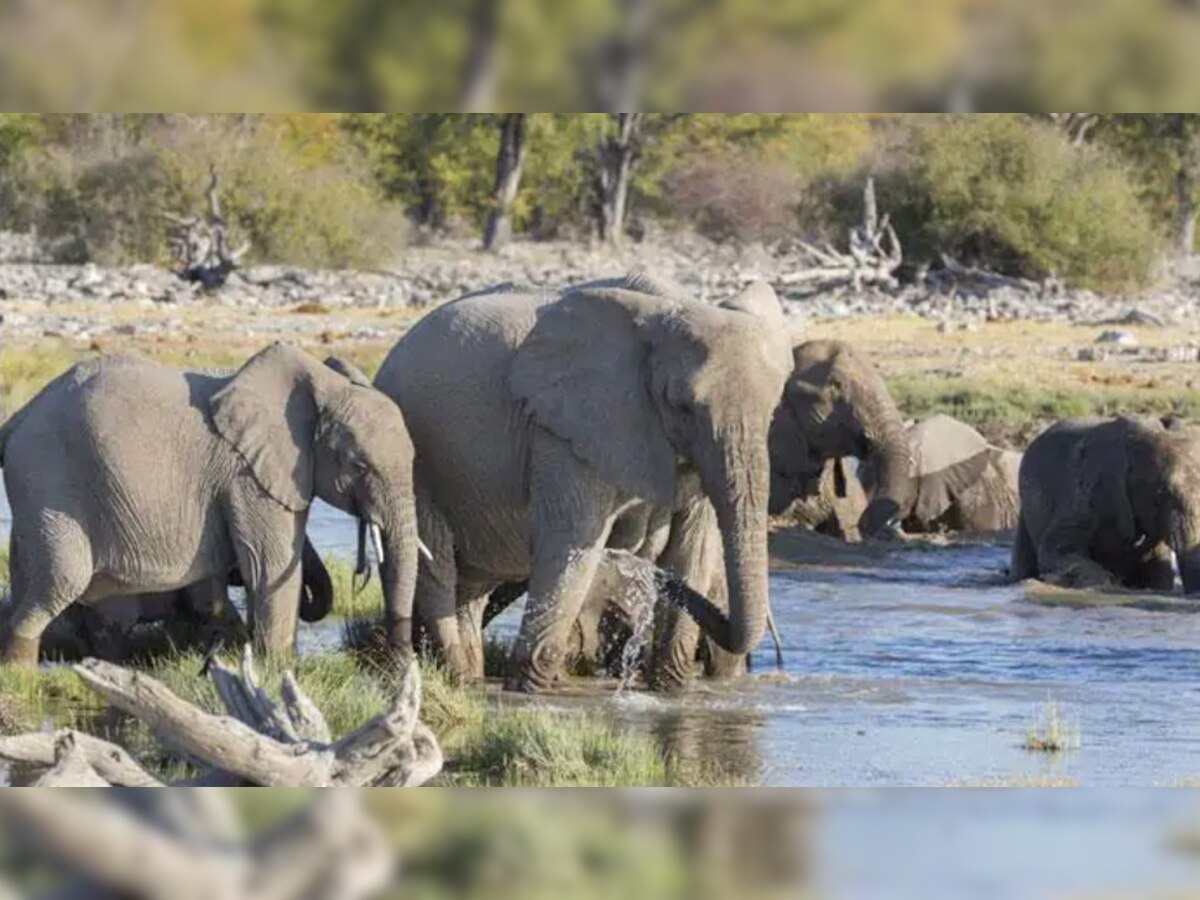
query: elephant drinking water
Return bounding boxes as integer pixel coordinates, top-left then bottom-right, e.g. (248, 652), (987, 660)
(375, 273), (793, 691)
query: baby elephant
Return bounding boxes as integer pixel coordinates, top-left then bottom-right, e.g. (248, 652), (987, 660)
(1012, 416), (1200, 592)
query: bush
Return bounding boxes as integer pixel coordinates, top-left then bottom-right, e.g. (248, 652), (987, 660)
(848, 117), (1161, 293)
(662, 147), (803, 243)
(2, 116), (406, 268)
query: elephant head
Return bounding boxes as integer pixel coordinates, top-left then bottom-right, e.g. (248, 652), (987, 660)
(510, 278), (792, 657)
(769, 339), (916, 536)
(209, 343), (420, 646)
(1124, 418), (1200, 594)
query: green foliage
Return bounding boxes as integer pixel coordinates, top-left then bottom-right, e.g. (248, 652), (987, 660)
(861, 116), (1161, 292)
(1, 115), (405, 268)
(888, 373), (1200, 447)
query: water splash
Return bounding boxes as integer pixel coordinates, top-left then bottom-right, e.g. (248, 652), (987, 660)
(608, 551), (659, 694)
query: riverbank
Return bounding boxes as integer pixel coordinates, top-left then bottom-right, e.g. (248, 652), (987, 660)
(6, 307), (1200, 447)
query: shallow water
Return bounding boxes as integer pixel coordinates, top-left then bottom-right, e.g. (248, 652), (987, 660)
(7, 491), (1200, 786)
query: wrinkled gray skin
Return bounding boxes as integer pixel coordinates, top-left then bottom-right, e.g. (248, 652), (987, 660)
(1011, 416), (1200, 592)
(860, 414), (1021, 535)
(0, 343), (418, 667)
(376, 273), (792, 692)
(769, 340), (915, 537)
(53, 539), (333, 661)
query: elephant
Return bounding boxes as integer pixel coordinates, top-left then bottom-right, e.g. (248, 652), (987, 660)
(774, 457), (868, 540)
(0, 343), (419, 667)
(860, 414), (1022, 535)
(1010, 416), (1200, 592)
(768, 339), (915, 537)
(374, 272), (793, 691)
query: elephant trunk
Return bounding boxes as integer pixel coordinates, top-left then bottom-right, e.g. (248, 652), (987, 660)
(686, 433), (771, 656)
(378, 493), (420, 651)
(298, 540), (334, 623)
(859, 426), (917, 537)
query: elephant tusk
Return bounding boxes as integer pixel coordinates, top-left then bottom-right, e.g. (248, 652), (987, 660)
(370, 523), (386, 567)
(417, 536), (434, 563)
(766, 609), (784, 670)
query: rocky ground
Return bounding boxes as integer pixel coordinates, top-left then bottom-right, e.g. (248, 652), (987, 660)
(3, 233), (1200, 347)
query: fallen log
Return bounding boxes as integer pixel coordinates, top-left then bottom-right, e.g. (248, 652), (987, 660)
(164, 164), (250, 288)
(0, 645), (442, 787)
(0, 789), (394, 900)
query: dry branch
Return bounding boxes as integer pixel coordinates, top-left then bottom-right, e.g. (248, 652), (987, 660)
(781, 177), (903, 293)
(0, 648), (442, 788)
(164, 164), (250, 288)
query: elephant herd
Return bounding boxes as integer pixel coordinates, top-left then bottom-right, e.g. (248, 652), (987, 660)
(2, 271), (1199, 694)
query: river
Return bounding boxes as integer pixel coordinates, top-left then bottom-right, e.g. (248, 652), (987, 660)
(6, 488), (1200, 787)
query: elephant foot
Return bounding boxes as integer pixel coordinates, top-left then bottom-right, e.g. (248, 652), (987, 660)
(1, 635), (40, 668)
(504, 640), (563, 693)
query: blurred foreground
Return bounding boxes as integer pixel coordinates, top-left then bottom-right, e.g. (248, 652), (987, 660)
(2, 0), (1200, 111)
(2, 789), (1200, 899)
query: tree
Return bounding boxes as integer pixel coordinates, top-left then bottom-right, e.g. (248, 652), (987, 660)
(1098, 114), (1200, 257)
(482, 113), (528, 250)
(593, 112), (643, 245)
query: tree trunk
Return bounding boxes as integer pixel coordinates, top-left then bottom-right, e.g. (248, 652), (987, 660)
(482, 113), (528, 251)
(460, 0), (500, 112)
(596, 113), (642, 246)
(1178, 165), (1197, 257)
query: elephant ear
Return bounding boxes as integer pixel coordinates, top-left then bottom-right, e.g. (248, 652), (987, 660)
(323, 356), (371, 387)
(912, 447), (995, 524)
(209, 343), (318, 512)
(510, 289), (677, 505)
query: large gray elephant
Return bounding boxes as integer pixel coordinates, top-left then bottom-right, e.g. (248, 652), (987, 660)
(768, 339), (915, 537)
(375, 273), (792, 692)
(860, 414), (1021, 535)
(1011, 416), (1200, 592)
(0, 343), (419, 666)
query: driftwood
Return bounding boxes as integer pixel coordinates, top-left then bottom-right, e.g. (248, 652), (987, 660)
(0, 790), (394, 900)
(164, 164), (250, 288)
(781, 177), (903, 293)
(0, 645), (442, 787)
(927, 253), (1058, 297)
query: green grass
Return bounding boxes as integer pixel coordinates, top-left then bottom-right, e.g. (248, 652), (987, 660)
(325, 556), (386, 619)
(0, 646), (737, 786)
(888, 374), (1200, 446)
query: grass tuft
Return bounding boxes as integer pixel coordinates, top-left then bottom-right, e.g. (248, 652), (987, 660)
(1021, 698), (1081, 754)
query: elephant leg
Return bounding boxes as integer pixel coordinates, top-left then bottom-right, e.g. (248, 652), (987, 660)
(1133, 542), (1176, 592)
(2, 517), (93, 667)
(229, 508), (306, 656)
(649, 498), (720, 691)
(507, 441), (619, 692)
(1009, 513), (1038, 582)
(414, 497), (473, 679)
(182, 578), (246, 647)
(456, 583), (496, 680)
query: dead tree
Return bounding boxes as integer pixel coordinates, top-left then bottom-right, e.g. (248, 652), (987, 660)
(482, 113), (528, 251)
(781, 177), (903, 293)
(0, 789), (394, 900)
(1044, 113), (1100, 147)
(0, 646), (442, 788)
(164, 164), (250, 288)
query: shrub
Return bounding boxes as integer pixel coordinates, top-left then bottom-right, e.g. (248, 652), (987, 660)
(662, 147), (803, 243)
(807, 117), (1161, 293)
(2, 116), (407, 268)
